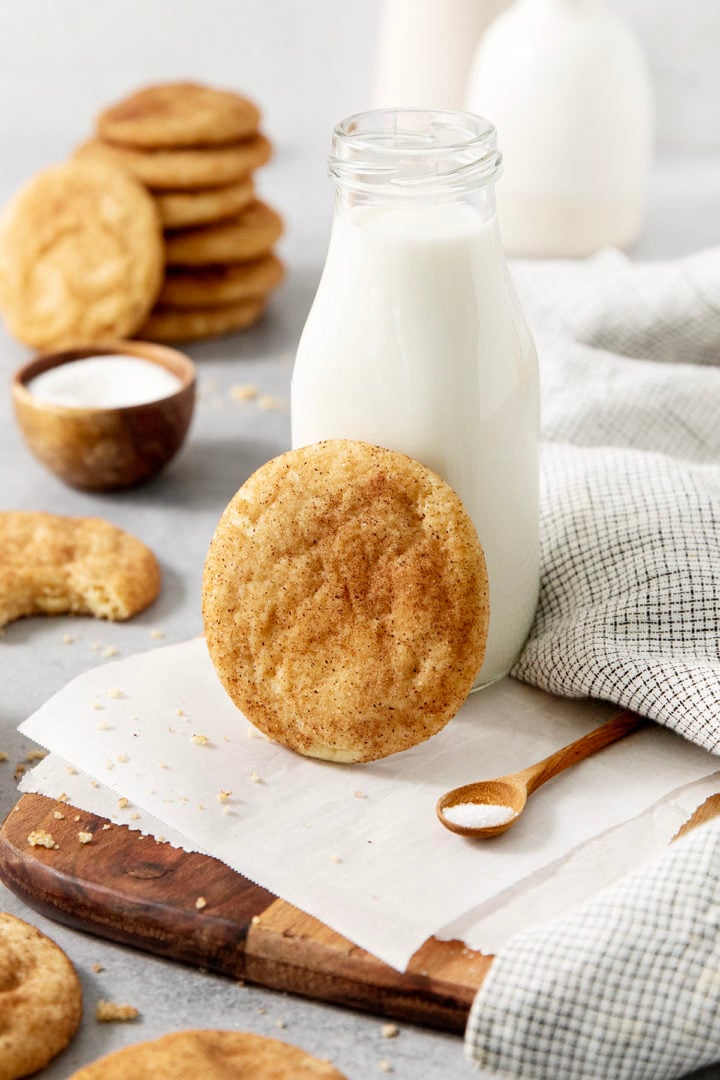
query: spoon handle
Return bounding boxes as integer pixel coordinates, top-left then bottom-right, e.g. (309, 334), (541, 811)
(517, 710), (650, 797)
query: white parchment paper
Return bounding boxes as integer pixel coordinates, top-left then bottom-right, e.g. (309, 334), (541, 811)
(19, 639), (720, 971)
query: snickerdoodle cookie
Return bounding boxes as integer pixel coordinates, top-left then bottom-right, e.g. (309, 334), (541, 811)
(76, 134), (271, 190)
(154, 177), (255, 229)
(0, 159), (163, 349)
(0, 912), (83, 1080)
(202, 440), (489, 763)
(0, 511), (160, 628)
(138, 298), (266, 342)
(164, 201), (283, 265)
(158, 255), (284, 307)
(97, 82), (261, 149)
(68, 1030), (346, 1079)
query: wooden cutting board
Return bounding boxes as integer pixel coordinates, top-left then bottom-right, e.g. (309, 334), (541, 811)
(2, 792), (718, 1033)
(0, 793), (492, 1032)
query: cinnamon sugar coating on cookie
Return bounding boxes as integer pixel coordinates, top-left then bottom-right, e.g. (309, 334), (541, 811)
(0, 511), (160, 628)
(67, 1029), (346, 1079)
(97, 82), (261, 149)
(0, 159), (163, 348)
(202, 440), (489, 762)
(0, 912), (83, 1080)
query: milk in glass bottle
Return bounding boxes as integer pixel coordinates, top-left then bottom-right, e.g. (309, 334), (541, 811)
(292, 110), (539, 685)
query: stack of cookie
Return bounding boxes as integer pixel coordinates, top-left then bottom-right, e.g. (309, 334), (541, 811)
(76, 82), (284, 343)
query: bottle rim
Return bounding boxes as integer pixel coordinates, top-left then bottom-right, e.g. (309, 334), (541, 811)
(329, 108), (503, 197)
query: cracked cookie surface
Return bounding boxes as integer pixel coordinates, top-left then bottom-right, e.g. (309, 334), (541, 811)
(0, 159), (163, 348)
(97, 81), (261, 149)
(0, 510), (160, 628)
(68, 1029), (346, 1079)
(0, 912), (83, 1080)
(202, 440), (489, 762)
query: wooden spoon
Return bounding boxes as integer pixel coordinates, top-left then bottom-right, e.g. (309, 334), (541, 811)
(437, 710), (650, 839)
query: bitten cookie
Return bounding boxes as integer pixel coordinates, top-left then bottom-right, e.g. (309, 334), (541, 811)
(68, 1030), (346, 1079)
(76, 135), (272, 191)
(164, 201), (283, 266)
(0, 912), (83, 1080)
(97, 82), (261, 149)
(202, 440), (489, 763)
(0, 511), (160, 628)
(138, 298), (266, 342)
(158, 255), (284, 307)
(0, 159), (163, 349)
(154, 178), (255, 229)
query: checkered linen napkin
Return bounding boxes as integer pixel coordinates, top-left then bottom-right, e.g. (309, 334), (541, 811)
(465, 248), (720, 1078)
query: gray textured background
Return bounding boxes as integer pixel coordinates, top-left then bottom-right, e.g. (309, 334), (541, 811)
(0, 0), (719, 154)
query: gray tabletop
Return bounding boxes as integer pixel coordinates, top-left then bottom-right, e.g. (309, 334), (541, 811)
(1, 2), (720, 1071)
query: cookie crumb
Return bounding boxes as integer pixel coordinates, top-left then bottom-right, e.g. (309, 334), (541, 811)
(175, 708), (185, 717)
(0, 751), (8, 762)
(257, 1006), (266, 1015)
(91, 702), (104, 711)
(96, 999), (139, 1022)
(26, 749), (47, 762)
(102, 823), (112, 831)
(57, 792), (69, 802)
(107, 687), (124, 699)
(62, 633), (75, 644)
(191, 733), (209, 746)
(275, 1019), (286, 1029)
(117, 753), (129, 764)
(217, 790), (232, 803)
(130, 813), (140, 821)
(14, 763), (26, 780)
(53, 810), (65, 820)
(96, 720), (111, 731)
(27, 829), (56, 849)
(118, 797), (129, 809)
(91, 963), (104, 973)
(102, 645), (119, 658)
(230, 382), (258, 401)
(381, 1023), (399, 1038)
(251, 915), (261, 927)
(250, 771), (261, 784)
(378, 1061), (393, 1073)
(195, 896), (207, 910)
(74, 815), (81, 822)
(66, 765), (77, 774)
(354, 790), (367, 799)
(257, 394), (287, 411)
(330, 853), (342, 864)
(78, 831), (93, 844)
(150, 629), (165, 639)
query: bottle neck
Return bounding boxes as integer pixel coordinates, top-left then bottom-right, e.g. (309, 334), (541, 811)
(329, 108), (502, 220)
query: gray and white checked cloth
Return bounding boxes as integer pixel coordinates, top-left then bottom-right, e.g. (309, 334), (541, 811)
(465, 248), (720, 1078)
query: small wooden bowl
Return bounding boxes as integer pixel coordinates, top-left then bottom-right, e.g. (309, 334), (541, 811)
(12, 341), (196, 491)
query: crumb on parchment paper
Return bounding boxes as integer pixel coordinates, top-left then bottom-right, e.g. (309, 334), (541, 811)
(96, 999), (140, 1022)
(78, 831), (93, 845)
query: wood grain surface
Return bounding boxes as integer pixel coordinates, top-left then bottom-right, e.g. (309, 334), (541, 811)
(0, 793), (493, 1032)
(3, 792), (717, 1032)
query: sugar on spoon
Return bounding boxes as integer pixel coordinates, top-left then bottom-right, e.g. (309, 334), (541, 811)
(437, 710), (650, 839)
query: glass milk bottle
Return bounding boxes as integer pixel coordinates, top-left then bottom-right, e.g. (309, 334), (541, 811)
(292, 109), (539, 686)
